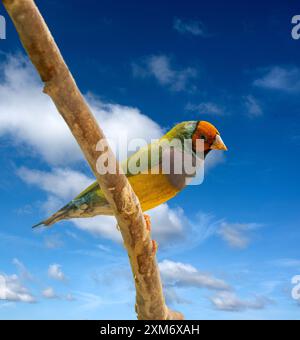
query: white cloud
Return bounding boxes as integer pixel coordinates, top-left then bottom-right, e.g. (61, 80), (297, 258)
(159, 260), (230, 291)
(173, 18), (207, 37)
(0, 54), (163, 166)
(0, 55), (80, 165)
(73, 203), (187, 245)
(65, 293), (75, 301)
(253, 66), (300, 93)
(76, 291), (107, 310)
(73, 216), (122, 243)
(87, 94), (163, 146)
(187, 212), (224, 247)
(210, 291), (271, 312)
(17, 167), (93, 202)
(97, 244), (111, 253)
(149, 205), (185, 244)
(133, 55), (197, 92)
(44, 234), (64, 249)
(75, 291), (129, 311)
(48, 264), (66, 281)
(42, 287), (58, 299)
(205, 151), (226, 171)
(41, 195), (65, 216)
(72, 206), (224, 249)
(186, 102), (225, 116)
(42, 288), (74, 302)
(244, 95), (263, 117)
(218, 222), (260, 249)
(12, 258), (33, 281)
(148, 56), (175, 85)
(164, 287), (191, 306)
(0, 273), (35, 303)
(17, 167), (94, 215)
(65, 230), (81, 241)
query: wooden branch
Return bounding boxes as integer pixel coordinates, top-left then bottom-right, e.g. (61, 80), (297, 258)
(2, 0), (183, 320)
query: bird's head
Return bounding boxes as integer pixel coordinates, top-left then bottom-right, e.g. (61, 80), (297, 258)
(192, 121), (227, 154)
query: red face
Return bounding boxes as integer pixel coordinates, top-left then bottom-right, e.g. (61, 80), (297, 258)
(192, 121), (227, 152)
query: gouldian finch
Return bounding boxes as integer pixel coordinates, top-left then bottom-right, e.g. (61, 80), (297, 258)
(34, 121), (227, 227)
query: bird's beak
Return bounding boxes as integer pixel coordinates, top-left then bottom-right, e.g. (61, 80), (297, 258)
(211, 135), (228, 151)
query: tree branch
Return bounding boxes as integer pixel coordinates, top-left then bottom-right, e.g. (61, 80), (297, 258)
(2, 0), (183, 320)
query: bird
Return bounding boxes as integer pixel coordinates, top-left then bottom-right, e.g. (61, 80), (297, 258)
(33, 120), (227, 228)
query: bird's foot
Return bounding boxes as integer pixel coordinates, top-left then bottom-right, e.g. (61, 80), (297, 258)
(152, 240), (158, 255)
(144, 214), (151, 232)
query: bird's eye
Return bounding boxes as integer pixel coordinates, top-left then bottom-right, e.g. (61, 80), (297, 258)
(201, 135), (207, 141)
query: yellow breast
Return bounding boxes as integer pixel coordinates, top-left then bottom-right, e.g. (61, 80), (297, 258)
(128, 173), (180, 212)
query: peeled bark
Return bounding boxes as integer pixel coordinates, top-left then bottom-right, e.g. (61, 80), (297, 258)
(2, 0), (183, 320)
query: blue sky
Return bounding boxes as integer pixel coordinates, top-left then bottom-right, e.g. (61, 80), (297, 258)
(0, 0), (300, 319)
